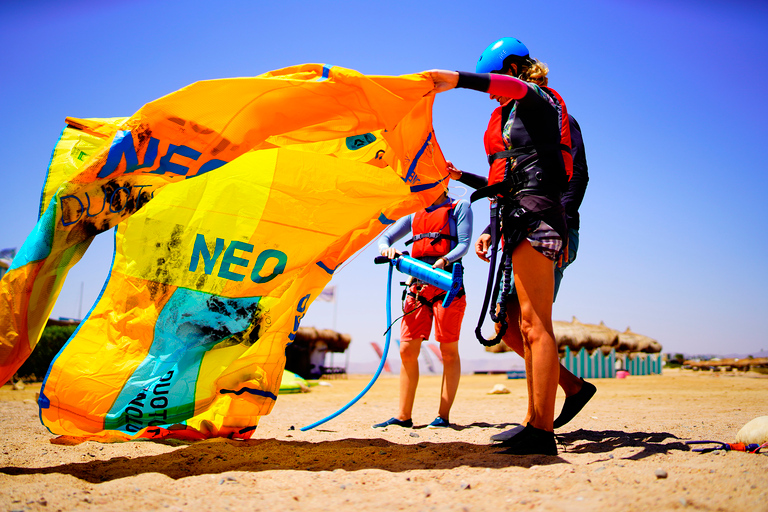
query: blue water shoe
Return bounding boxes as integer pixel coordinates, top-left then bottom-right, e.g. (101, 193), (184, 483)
(372, 417), (413, 429)
(428, 417), (451, 429)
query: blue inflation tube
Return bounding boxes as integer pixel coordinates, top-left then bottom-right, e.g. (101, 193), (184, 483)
(393, 256), (452, 290)
(393, 255), (463, 308)
(300, 263), (394, 431)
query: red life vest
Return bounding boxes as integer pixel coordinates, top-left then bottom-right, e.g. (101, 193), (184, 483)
(409, 201), (457, 258)
(483, 105), (509, 187)
(542, 85), (573, 182)
(483, 86), (573, 186)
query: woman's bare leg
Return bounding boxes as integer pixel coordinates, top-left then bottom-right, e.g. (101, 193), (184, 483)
(500, 305), (585, 403)
(511, 240), (559, 431)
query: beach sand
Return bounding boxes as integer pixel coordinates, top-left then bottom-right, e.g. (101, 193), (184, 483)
(1, 369), (767, 512)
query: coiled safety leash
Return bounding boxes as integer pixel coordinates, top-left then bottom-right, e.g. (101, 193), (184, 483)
(473, 198), (510, 347)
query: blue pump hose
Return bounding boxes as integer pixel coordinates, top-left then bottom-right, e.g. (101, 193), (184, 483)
(300, 263), (394, 431)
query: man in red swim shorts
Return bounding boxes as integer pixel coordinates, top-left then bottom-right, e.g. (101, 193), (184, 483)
(372, 189), (472, 429)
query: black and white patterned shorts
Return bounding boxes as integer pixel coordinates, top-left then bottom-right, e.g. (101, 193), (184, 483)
(527, 220), (562, 261)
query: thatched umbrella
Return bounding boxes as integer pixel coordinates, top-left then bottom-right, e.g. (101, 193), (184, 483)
(483, 317), (659, 355)
(618, 327), (661, 353)
(485, 317), (614, 354)
(584, 320), (621, 350)
(291, 327), (351, 353)
(316, 328), (352, 353)
(295, 326), (319, 342)
(285, 326), (352, 379)
(553, 317), (594, 353)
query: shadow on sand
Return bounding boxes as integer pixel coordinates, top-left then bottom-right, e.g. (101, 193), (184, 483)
(0, 428), (690, 483)
(0, 437), (566, 483)
(557, 429), (690, 460)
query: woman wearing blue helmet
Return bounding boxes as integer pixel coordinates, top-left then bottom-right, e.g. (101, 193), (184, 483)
(427, 38), (574, 455)
(449, 37), (595, 449)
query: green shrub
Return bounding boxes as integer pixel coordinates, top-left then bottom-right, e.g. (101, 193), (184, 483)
(15, 325), (78, 381)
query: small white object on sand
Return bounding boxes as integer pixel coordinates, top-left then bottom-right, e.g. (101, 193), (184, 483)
(735, 416), (768, 445)
(487, 384), (510, 395)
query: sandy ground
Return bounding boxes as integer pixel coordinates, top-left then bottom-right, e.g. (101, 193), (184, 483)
(1, 369), (767, 512)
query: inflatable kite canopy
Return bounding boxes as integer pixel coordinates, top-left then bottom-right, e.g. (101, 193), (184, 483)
(0, 64), (449, 441)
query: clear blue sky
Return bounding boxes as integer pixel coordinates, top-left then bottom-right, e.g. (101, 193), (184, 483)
(1, 0), (766, 367)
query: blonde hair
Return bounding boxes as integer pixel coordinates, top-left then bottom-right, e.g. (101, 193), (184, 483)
(517, 59), (549, 86)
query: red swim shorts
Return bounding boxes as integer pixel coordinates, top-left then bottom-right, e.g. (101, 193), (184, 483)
(400, 283), (466, 343)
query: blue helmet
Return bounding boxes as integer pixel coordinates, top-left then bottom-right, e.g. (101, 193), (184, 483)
(476, 38), (530, 74)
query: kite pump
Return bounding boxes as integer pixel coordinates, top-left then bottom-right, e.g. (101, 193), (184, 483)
(300, 254), (462, 431)
(373, 253), (463, 308)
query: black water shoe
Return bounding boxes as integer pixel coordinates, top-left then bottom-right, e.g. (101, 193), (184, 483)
(553, 379), (596, 429)
(490, 423), (524, 442)
(497, 423), (557, 456)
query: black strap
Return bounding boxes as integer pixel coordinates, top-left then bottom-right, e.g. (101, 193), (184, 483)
(487, 143), (562, 165)
(487, 146), (533, 164)
(404, 232), (459, 246)
(470, 155), (540, 204)
(470, 180), (509, 203)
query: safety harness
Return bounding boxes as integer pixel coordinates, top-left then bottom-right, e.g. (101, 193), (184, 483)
(404, 282), (466, 310)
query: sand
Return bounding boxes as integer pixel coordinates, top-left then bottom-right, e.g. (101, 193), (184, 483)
(1, 369), (767, 512)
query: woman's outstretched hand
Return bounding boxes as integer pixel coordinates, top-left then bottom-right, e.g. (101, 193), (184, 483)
(445, 160), (463, 180)
(426, 70), (459, 93)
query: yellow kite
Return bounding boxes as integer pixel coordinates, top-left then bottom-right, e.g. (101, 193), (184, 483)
(0, 64), (447, 441)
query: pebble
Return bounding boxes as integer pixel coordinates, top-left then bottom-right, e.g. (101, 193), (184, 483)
(679, 498), (687, 506)
(409, 432), (420, 438)
(460, 482), (471, 490)
(424, 486), (432, 497)
(654, 469), (668, 479)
